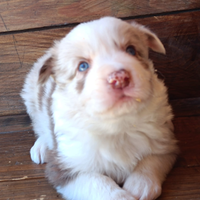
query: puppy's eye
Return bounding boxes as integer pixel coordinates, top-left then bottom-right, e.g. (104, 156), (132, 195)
(78, 62), (90, 72)
(126, 46), (136, 56)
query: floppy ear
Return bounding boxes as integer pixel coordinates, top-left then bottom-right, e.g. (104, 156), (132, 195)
(143, 28), (166, 54)
(38, 57), (54, 84)
(130, 21), (166, 54)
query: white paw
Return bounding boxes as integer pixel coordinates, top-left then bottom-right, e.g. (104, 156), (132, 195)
(123, 173), (162, 200)
(111, 190), (137, 200)
(30, 137), (47, 164)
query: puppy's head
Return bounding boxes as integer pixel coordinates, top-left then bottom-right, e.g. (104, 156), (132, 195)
(39, 17), (165, 118)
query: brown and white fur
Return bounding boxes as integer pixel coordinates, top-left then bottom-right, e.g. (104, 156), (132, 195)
(21, 17), (178, 200)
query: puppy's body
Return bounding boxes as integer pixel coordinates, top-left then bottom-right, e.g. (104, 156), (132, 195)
(21, 17), (178, 200)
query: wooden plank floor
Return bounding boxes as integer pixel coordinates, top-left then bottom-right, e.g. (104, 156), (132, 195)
(0, 0), (200, 199)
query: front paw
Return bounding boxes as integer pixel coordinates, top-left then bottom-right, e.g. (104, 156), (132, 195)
(30, 137), (47, 164)
(111, 190), (137, 200)
(123, 173), (161, 200)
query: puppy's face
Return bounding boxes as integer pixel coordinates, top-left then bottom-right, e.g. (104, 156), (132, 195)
(40, 17), (165, 118)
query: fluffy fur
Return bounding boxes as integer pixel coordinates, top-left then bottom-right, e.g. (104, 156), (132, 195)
(21, 17), (178, 200)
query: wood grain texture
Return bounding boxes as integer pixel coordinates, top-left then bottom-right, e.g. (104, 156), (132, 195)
(0, 0), (200, 33)
(0, 179), (62, 200)
(174, 116), (200, 168)
(158, 167), (200, 200)
(171, 97), (200, 117)
(0, 116), (200, 199)
(0, 131), (44, 181)
(0, 27), (71, 116)
(0, 11), (199, 116)
(0, 114), (31, 134)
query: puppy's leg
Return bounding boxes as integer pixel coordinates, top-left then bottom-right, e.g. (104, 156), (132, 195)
(56, 173), (136, 200)
(21, 52), (55, 164)
(30, 112), (54, 164)
(123, 154), (177, 200)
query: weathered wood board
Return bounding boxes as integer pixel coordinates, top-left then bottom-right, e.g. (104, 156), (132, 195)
(0, 0), (200, 32)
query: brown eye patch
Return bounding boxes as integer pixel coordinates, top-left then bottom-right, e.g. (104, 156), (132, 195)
(76, 78), (85, 94)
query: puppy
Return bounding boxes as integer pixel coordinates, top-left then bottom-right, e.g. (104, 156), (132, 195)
(21, 17), (178, 200)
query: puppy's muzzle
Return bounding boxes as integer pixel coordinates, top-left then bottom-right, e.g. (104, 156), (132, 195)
(107, 69), (130, 89)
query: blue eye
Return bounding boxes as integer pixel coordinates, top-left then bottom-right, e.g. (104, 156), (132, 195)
(78, 62), (90, 72)
(126, 46), (136, 56)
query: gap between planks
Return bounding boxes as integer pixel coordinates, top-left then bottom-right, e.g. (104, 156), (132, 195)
(0, 7), (200, 36)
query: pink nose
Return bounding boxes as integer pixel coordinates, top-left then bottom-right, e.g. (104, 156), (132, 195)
(107, 69), (130, 89)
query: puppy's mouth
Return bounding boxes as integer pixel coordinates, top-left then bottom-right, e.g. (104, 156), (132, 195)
(119, 94), (133, 101)
(114, 91), (135, 104)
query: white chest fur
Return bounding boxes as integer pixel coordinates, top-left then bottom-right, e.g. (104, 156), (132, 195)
(55, 118), (156, 184)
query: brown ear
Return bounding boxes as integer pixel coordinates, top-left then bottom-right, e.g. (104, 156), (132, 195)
(38, 57), (54, 84)
(130, 21), (166, 54)
(144, 29), (166, 54)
